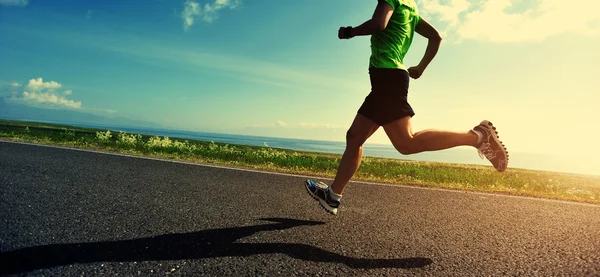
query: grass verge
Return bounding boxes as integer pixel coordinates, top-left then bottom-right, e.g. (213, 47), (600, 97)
(1, 119), (599, 204)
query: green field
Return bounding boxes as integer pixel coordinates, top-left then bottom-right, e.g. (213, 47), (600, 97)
(1, 119), (599, 204)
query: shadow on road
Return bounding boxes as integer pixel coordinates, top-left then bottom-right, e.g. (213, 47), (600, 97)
(0, 217), (432, 274)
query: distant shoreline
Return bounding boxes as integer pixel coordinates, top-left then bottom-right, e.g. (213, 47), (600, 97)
(0, 118), (594, 176)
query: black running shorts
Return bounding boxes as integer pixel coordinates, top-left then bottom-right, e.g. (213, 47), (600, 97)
(357, 67), (415, 126)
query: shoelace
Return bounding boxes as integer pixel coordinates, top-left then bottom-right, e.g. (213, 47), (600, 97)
(477, 143), (496, 160)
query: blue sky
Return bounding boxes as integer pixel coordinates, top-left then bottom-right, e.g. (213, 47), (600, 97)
(1, 0), (599, 161)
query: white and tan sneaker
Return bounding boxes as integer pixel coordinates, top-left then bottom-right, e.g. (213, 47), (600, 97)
(473, 120), (509, 172)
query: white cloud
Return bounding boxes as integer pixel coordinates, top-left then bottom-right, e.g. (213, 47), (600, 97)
(0, 0), (28, 6)
(182, 1), (200, 31)
(6, 77), (81, 109)
(274, 120), (287, 127)
(182, 0), (240, 31)
(2, 78), (121, 117)
(21, 91), (82, 109)
(27, 77), (61, 91)
(418, 0), (470, 27)
(418, 0), (600, 43)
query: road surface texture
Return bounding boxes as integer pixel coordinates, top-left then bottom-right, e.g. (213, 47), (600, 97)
(1, 141), (599, 276)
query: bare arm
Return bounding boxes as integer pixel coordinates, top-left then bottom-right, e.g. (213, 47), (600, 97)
(408, 18), (442, 79)
(339, 1), (393, 39)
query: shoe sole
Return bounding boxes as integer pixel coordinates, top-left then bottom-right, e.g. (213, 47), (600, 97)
(304, 180), (338, 215)
(481, 120), (509, 172)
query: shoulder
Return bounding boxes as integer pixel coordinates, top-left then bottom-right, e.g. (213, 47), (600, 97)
(397, 0), (419, 11)
(379, 0), (399, 10)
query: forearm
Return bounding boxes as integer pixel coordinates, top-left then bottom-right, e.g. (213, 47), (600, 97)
(417, 37), (441, 69)
(350, 19), (383, 37)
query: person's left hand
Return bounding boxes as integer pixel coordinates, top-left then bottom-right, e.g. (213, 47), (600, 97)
(338, 27), (350, 39)
(407, 66), (425, 79)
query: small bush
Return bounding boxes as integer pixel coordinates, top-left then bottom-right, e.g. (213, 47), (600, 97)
(117, 132), (141, 147)
(96, 130), (112, 143)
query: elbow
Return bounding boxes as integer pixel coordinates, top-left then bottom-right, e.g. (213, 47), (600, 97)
(374, 19), (387, 31)
(431, 33), (442, 43)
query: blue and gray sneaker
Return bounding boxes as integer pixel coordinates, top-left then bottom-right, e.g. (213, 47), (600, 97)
(304, 179), (340, 215)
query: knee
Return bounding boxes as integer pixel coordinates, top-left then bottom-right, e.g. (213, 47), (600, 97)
(346, 130), (365, 149)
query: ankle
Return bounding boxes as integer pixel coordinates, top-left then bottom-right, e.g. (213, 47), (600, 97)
(328, 186), (342, 201)
(329, 184), (343, 196)
(470, 129), (483, 147)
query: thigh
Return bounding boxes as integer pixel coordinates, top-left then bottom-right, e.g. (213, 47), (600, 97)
(382, 116), (414, 145)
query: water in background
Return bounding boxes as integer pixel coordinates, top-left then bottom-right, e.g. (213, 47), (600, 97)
(77, 123), (596, 176)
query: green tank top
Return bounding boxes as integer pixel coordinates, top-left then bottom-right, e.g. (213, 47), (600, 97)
(369, 0), (421, 70)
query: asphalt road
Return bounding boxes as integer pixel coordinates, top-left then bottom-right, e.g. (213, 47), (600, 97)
(1, 141), (599, 276)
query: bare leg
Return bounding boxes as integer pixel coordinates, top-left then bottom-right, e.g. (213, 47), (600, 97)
(383, 116), (478, 155)
(330, 114), (379, 195)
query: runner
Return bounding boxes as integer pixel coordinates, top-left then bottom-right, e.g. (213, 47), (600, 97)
(305, 0), (508, 215)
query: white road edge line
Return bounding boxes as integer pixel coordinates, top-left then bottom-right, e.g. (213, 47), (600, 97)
(2, 139), (598, 207)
